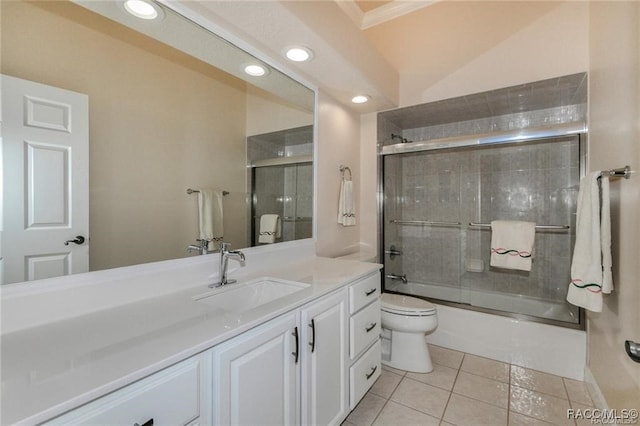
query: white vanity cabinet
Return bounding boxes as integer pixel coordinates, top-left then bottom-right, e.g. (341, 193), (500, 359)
(212, 311), (300, 425)
(347, 272), (381, 409)
(300, 289), (349, 425)
(45, 356), (204, 426)
(212, 287), (349, 426)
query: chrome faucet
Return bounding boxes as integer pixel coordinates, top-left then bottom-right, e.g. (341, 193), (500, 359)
(386, 273), (408, 284)
(187, 239), (209, 255)
(210, 242), (245, 288)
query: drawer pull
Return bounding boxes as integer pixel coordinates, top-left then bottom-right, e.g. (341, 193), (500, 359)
(365, 288), (377, 296)
(134, 419), (153, 426)
(365, 365), (378, 380)
(309, 319), (316, 353)
(292, 327), (299, 364)
(365, 322), (377, 333)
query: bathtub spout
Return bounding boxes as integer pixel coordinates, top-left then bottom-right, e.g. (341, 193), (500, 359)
(386, 273), (407, 284)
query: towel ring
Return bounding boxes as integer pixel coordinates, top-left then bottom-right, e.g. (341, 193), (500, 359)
(339, 165), (352, 180)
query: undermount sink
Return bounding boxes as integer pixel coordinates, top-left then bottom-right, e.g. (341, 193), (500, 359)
(194, 277), (310, 313)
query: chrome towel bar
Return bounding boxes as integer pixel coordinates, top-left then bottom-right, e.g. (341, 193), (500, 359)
(390, 220), (461, 227)
(186, 188), (229, 196)
(469, 222), (570, 230)
(600, 165), (633, 179)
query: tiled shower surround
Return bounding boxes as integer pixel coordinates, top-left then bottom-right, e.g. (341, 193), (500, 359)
(383, 137), (581, 324)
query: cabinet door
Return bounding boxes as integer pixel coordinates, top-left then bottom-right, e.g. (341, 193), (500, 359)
(213, 312), (299, 426)
(301, 289), (349, 426)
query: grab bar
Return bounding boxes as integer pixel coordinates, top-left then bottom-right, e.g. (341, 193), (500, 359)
(469, 222), (570, 230)
(390, 220), (461, 227)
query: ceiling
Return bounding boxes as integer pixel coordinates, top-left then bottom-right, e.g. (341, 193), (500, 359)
(179, 1), (581, 114)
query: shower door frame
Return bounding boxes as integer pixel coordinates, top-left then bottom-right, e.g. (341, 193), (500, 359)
(377, 123), (588, 330)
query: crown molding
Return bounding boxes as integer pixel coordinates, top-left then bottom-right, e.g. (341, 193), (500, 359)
(337, 0), (439, 30)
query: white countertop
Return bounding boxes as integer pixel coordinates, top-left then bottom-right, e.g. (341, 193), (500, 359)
(1, 253), (381, 425)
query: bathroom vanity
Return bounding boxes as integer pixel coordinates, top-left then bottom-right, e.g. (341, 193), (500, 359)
(1, 241), (382, 425)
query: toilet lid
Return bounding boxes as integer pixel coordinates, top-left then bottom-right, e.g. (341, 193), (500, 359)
(381, 293), (436, 314)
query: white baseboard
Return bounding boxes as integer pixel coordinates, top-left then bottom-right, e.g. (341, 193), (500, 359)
(584, 367), (609, 409)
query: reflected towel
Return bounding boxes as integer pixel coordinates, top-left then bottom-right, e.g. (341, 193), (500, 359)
(567, 172), (613, 312)
(338, 179), (356, 226)
(489, 220), (536, 271)
(197, 189), (224, 241)
(259, 214), (281, 244)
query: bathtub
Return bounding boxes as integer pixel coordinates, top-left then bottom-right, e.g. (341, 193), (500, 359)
(386, 281), (586, 380)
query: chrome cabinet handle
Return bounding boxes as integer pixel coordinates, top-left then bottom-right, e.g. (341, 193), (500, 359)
(365, 288), (377, 296)
(64, 236), (85, 246)
(308, 319), (316, 353)
(365, 322), (377, 333)
(292, 327), (299, 363)
(625, 340), (640, 363)
(133, 419), (153, 426)
(365, 365), (378, 380)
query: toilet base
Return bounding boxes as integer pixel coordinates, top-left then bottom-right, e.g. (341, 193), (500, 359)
(381, 330), (433, 373)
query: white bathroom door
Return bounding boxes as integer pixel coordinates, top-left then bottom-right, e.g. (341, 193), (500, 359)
(1, 75), (89, 284)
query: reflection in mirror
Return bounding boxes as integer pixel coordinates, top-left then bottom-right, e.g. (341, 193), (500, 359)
(1, 0), (314, 284)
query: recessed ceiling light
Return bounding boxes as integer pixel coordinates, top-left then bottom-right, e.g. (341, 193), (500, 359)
(123, 0), (162, 20)
(244, 64), (269, 77)
(285, 46), (313, 62)
(351, 95), (369, 104)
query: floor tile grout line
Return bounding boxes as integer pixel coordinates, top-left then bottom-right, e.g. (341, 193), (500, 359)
(368, 366), (407, 425)
(440, 352), (465, 423)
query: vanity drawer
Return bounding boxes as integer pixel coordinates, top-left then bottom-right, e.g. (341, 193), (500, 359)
(349, 339), (381, 409)
(350, 298), (381, 359)
(46, 357), (200, 426)
(349, 272), (380, 314)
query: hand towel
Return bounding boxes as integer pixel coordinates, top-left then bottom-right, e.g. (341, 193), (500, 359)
(489, 220), (536, 271)
(567, 172), (613, 312)
(197, 189), (224, 241)
(258, 214), (281, 244)
(338, 179), (356, 226)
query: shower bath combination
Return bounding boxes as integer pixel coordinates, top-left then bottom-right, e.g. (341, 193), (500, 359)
(380, 130), (585, 328)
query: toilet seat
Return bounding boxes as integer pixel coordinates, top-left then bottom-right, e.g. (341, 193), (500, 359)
(381, 293), (436, 316)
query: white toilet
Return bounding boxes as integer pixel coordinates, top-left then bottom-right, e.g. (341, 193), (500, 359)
(380, 293), (438, 373)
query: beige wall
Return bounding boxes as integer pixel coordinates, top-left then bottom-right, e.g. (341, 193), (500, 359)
(364, 1), (589, 106)
(315, 91), (361, 257)
(2, 1), (248, 271)
(587, 1), (640, 409)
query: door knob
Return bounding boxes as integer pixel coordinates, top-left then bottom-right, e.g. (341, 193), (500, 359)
(64, 236), (86, 246)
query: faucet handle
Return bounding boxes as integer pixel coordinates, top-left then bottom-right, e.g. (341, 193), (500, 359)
(219, 241), (230, 252)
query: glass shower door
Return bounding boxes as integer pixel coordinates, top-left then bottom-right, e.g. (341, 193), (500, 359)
(252, 162), (312, 245)
(382, 136), (581, 325)
(383, 150), (464, 303)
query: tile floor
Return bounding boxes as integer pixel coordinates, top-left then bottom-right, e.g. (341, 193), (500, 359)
(343, 345), (596, 426)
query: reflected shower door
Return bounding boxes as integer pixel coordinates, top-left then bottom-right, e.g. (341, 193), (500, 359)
(252, 162), (312, 245)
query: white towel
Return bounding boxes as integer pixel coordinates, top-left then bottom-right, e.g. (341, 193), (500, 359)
(567, 172), (613, 312)
(338, 179), (356, 226)
(197, 189), (224, 241)
(258, 214), (281, 244)
(489, 220), (536, 271)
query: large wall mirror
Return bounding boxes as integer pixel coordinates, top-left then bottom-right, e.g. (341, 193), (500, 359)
(1, 0), (315, 284)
